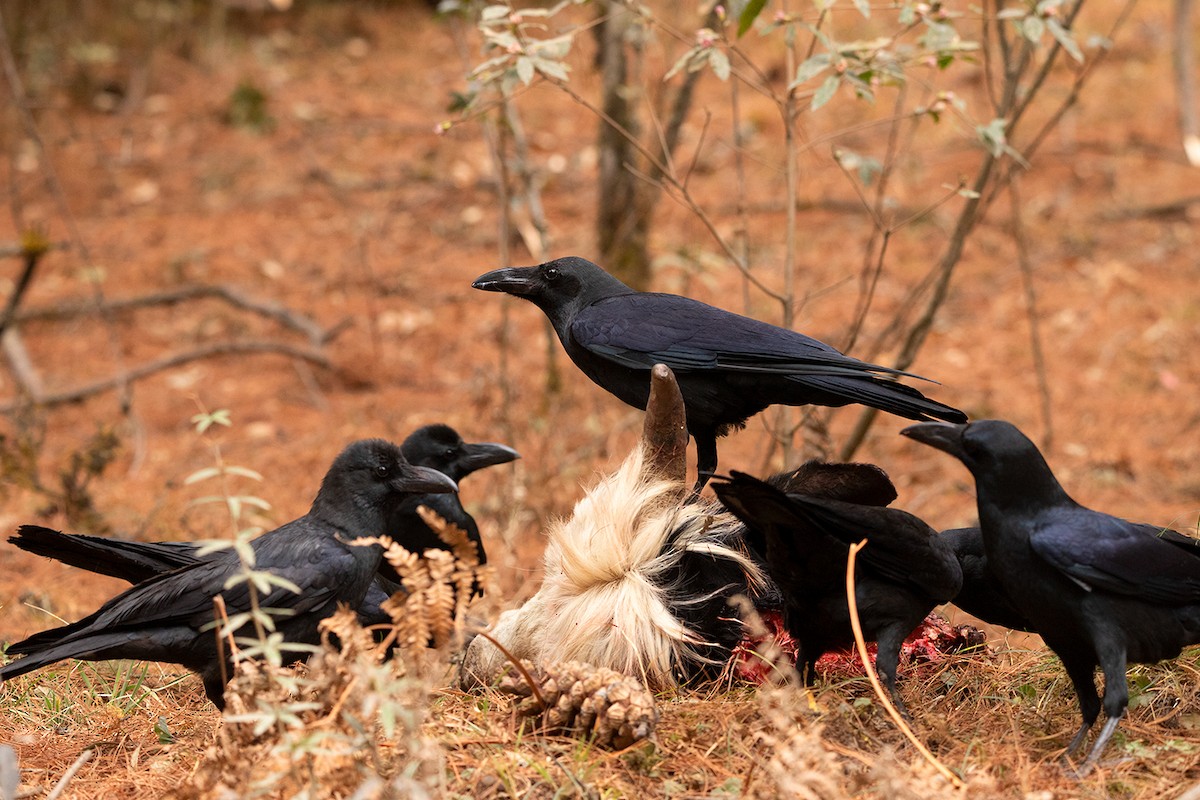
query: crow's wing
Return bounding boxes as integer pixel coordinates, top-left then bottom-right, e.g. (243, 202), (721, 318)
(14, 526), (359, 651)
(782, 494), (963, 603)
(713, 473), (846, 592)
(572, 294), (918, 379)
(1030, 509), (1200, 604)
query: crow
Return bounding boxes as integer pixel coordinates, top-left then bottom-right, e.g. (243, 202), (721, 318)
(472, 256), (966, 489)
(902, 419), (1200, 768)
(9, 425), (517, 628)
(0, 439), (457, 709)
(713, 470), (963, 716)
(388, 423), (519, 562)
(941, 526), (1034, 632)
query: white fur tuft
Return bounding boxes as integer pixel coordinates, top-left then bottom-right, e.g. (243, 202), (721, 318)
(462, 445), (764, 688)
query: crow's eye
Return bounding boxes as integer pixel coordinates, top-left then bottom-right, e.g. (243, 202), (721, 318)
(444, 448), (456, 460)
(544, 266), (560, 282)
(375, 464), (391, 478)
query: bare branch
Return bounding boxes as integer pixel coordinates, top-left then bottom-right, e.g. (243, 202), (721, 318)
(15, 284), (348, 347)
(0, 231), (50, 339)
(1010, 178), (1054, 448)
(0, 342), (338, 413)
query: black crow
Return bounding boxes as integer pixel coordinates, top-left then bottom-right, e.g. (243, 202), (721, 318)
(902, 419), (1200, 768)
(769, 460), (898, 507)
(941, 526), (1034, 632)
(472, 256), (966, 489)
(0, 439), (456, 709)
(713, 471), (963, 716)
(388, 423), (519, 563)
(9, 425), (517, 628)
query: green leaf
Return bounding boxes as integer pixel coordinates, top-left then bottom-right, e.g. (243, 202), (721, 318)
(190, 408), (232, 434)
(1046, 18), (1083, 62)
(534, 56), (570, 81)
(154, 716), (174, 744)
(852, 0), (870, 18)
(184, 466), (221, 485)
(976, 118), (1009, 157)
(535, 33), (573, 60)
(515, 56), (535, 85)
(480, 4), (509, 21)
(1020, 14), (1045, 43)
(195, 539), (235, 557)
(737, 0), (768, 37)
(811, 74), (840, 111)
(224, 466), (264, 481)
(664, 46), (701, 81)
(708, 48), (731, 80)
(790, 53), (830, 87)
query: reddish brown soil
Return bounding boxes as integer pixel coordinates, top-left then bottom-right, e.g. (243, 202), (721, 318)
(0, 0), (1198, 794)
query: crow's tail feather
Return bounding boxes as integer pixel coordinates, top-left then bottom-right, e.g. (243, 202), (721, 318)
(792, 374), (967, 424)
(10, 525), (198, 585)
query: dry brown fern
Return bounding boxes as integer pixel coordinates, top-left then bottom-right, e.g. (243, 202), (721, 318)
(186, 608), (443, 799)
(378, 507), (490, 651)
(498, 660), (659, 750)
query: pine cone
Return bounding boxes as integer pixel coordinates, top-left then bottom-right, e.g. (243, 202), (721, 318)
(498, 660), (658, 749)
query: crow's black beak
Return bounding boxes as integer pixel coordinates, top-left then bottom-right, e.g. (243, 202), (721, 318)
(457, 442), (520, 477)
(471, 266), (538, 296)
(900, 422), (968, 459)
(395, 464), (458, 495)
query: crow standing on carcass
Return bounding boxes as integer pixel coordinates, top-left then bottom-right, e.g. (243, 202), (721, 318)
(9, 425), (517, 629)
(472, 256), (967, 490)
(713, 471), (963, 717)
(459, 365), (944, 692)
(0, 439), (457, 708)
(904, 419), (1200, 769)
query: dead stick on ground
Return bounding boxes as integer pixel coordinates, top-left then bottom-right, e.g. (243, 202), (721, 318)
(44, 749), (93, 800)
(0, 341), (337, 413)
(15, 284), (348, 347)
(845, 540), (963, 789)
(469, 629), (547, 710)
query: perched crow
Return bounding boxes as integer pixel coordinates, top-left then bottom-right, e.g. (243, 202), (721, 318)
(0, 439), (456, 709)
(903, 419), (1200, 768)
(9, 425), (517, 629)
(713, 471), (963, 716)
(941, 526), (1034, 632)
(473, 256), (966, 489)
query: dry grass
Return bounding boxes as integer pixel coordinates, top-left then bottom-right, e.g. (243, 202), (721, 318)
(7, 621), (1200, 798)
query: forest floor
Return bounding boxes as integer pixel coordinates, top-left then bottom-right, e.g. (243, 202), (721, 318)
(1, 0), (1199, 797)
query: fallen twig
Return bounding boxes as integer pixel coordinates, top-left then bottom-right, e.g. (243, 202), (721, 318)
(15, 284), (349, 348)
(1098, 195), (1200, 221)
(0, 341), (338, 413)
(43, 749), (92, 800)
(845, 540), (963, 789)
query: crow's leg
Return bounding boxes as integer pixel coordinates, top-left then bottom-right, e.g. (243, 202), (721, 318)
(874, 625), (911, 720)
(1059, 654), (1101, 758)
(202, 666), (228, 711)
(1081, 646), (1129, 770)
